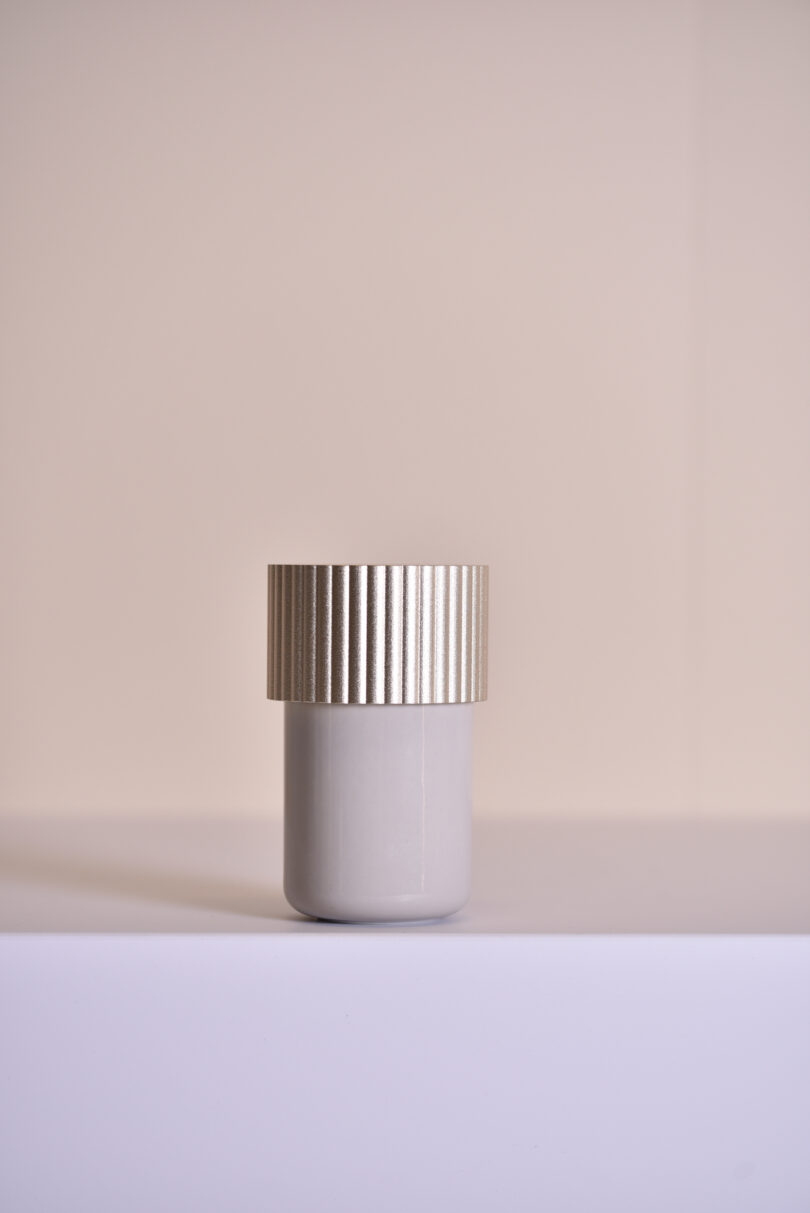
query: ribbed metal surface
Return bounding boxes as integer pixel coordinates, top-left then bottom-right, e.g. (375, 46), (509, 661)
(267, 565), (488, 704)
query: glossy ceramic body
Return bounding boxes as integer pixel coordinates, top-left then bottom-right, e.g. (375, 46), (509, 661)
(284, 702), (472, 923)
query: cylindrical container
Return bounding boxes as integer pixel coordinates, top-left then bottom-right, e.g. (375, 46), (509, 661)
(267, 564), (489, 923)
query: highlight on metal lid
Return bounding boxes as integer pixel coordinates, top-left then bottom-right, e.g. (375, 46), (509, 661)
(267, 564), (488, 705)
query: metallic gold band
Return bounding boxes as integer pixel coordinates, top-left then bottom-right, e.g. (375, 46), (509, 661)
(267, 564), (488, 704)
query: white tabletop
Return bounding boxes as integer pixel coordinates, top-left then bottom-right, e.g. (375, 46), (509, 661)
(3, 816), (810, 1212)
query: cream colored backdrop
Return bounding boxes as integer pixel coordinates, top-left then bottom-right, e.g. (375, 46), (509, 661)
(2, 1), (808, 819)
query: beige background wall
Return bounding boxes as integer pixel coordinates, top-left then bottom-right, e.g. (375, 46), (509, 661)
(1, 0), (808, 819)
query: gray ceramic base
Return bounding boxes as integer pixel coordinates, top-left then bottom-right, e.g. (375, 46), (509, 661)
(284, 702), (472, 923)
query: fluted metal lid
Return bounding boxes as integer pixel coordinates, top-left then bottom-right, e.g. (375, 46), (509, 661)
(267, 565), (488, 705)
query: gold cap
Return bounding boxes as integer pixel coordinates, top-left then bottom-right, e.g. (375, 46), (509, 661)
(267, 565), (488, 705)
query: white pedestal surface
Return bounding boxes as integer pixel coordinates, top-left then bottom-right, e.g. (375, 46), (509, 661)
(2, 817), (809, 1212)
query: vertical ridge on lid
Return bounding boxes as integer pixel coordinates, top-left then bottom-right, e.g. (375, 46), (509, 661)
(367, 565), (386, 704)
(384, 564), (404, 704)
(433, 565), (448, 703)
(268, 564), (275, 698)
(446, 564), (459, 703)
(302, 565), (317, 702)
(403, 565), (420, 704)
(315, 565), (332, 702)
(419, 565), (434, 704)
(331, 564), (350, 704)
(291, 564), (303, 701)
(459, 564), (471, 703)
(349, 564), (368, 704)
